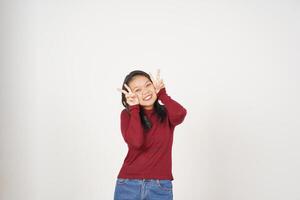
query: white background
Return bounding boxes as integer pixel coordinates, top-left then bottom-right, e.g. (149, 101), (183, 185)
(1, 0), (300, 199)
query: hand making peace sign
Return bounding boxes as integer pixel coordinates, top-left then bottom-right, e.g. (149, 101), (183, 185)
(117, 83), (140, 106)
(150, 69), (165, 94)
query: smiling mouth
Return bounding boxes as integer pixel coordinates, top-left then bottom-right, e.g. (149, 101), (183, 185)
(143, 94), (152, 101)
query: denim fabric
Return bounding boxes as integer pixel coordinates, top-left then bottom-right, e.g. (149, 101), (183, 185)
(114, 178), (173, 200)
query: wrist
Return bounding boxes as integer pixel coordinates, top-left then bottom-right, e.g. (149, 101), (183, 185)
(129, 104), (140, 111)
(157, 87), (166, 98)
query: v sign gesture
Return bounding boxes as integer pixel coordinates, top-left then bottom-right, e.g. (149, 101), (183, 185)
(150, 69), (165, 94)
(117, 84), (140, 106)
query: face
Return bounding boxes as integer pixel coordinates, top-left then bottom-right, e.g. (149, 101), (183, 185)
(128, 75), (157, 110)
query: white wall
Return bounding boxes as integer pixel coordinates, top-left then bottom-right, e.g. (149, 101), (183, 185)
(1, 1), (299, 199)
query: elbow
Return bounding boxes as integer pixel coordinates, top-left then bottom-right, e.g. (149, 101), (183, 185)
(182, 107), (187, 118)
(127, 137), (144, 149)
(170, 107), (187, 126)
(122, 126), (145, 149)
(132, 143), (144, 149)
(178, 108), (187, 123)
(177, 107), (187, 122)
(130, 140), (144, 149)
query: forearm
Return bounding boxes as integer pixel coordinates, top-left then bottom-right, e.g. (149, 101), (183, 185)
(157, 88), (187, 126)
(121, 105), (144, 149)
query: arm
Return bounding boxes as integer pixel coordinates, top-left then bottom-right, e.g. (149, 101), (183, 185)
(157, 87), (187, 127)
(120, 105), (144, 149)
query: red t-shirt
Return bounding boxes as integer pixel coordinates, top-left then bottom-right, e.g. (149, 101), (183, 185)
(117, 87), (187, 180)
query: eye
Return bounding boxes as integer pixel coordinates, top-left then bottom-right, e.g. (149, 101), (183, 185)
(146, 83), (151, 87)
(135, 89), (141, 92)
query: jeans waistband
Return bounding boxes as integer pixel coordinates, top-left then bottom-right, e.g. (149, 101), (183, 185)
(117, 178), (170, 182)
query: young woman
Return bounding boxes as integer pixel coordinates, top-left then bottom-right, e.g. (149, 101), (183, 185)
(115, 69), (187, 200)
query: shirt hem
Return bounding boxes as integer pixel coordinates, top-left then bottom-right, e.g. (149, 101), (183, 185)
(117, 174), (174, 181)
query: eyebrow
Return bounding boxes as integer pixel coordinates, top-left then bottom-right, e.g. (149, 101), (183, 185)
(132, 81), (151, 91)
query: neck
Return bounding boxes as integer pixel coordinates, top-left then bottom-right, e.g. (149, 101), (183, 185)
(143, 105), (154, 111)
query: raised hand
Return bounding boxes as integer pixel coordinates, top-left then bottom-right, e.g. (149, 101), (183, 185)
(150, 69), (165, 94)
(117, 84), (139, 106)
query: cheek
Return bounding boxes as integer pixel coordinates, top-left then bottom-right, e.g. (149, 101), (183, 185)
(153, 93), (158, 100)
(150, 86), (156, 92)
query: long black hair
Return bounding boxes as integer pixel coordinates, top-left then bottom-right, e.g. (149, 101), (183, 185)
(120, 70), (167, 132)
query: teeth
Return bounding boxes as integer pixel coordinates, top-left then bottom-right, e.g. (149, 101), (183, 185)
(144, 95), (152, 101)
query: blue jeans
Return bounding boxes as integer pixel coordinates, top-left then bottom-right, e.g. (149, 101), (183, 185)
(114, 178), (173, 200)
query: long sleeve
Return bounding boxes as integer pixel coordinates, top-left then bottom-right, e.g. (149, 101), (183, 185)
(157, 87), (187, 127)
(120, 104), (144, 149)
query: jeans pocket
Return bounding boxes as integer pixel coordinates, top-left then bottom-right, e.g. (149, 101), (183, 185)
(156, 180), (173, 191)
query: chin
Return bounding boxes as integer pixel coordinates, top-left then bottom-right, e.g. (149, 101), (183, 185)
(141, 100), (155, 107)
(140, 96), (157, 107)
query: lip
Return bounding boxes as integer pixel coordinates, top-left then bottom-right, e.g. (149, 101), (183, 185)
(143, 94), (152, 101)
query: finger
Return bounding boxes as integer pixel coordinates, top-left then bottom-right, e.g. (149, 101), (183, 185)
(126, 93), (136, 98)
(117, 88), (128, 95)
(130, 93), (138, 99)
(149, 72), (155, 82)
(124, 84), (132, 93)
(127, 97), (135, 103)
(127, 93), (134, 98)
(127, 97), (133, 102)
(156, 69), (160, 80)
